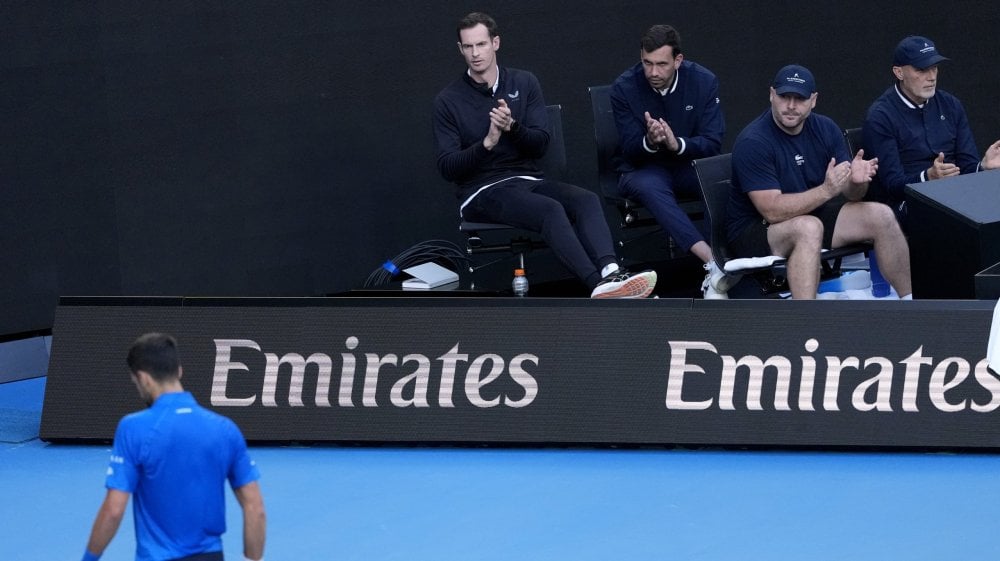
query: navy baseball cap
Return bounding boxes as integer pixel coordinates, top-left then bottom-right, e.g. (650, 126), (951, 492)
(893, 36), (949, 69)
(772, 64), (815, 98)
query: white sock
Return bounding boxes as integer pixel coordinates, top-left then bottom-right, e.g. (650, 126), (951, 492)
(601, 263), (620, 278)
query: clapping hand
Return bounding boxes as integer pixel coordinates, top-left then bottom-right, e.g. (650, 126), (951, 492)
(483, 99), (513, 150)
(823, 158), (852, 195)
(850, 150), (878, 184)
(982, 140), (1000, 170)
(644, 112), (679, 152)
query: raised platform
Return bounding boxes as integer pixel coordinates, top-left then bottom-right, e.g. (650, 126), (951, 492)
(41, 296), (999, 450)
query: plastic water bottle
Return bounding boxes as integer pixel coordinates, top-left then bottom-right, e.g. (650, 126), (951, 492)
(869, 251), (890, 297)
(512, 268), (529, 297)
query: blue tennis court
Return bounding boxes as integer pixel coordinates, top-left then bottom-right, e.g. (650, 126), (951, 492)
(3, 374), (1000, 560)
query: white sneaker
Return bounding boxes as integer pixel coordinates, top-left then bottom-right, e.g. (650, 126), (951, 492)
(702, 261), (739, 299)
(590, 270), (657, 299)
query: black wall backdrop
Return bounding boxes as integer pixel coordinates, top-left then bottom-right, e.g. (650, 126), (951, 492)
(3, 1), (998, 335)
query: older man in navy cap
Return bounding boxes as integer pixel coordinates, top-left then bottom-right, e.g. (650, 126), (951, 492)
(727, 64), (913, 299)
(863, 35), (1000, 220)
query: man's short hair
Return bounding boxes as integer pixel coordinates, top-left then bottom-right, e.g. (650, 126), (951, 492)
(127, 332), (181, 381)
(640, 24), (682, 56)
(457, 12), (498, 40)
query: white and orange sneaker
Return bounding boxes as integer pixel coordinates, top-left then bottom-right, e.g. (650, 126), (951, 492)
(590, 270), (657, 299)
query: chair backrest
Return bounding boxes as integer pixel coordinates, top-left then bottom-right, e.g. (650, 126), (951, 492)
(692, 153), (734, 264)
(843, 127), (862, 155)
(541, 104), (567, 181)
(587, 85), (621, 199)
(692, 152), (732, 194)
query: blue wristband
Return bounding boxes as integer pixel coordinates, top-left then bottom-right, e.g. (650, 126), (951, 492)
(82, 550), (101, 561)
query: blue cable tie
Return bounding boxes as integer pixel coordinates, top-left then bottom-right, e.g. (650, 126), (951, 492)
(382, 260), (400, 275)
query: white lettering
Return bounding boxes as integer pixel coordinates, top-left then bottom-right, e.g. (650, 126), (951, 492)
(799, 339), (819, 411)
(263, 353), (304, 407)
(506, 354), (539, 408)
(900, 347), (933, 412)
(363, 353), (398, 407)
(822, 356), (860, 411)
(663, 339), (992, 414)
(465, 354), (505, 407)
(211, 339), (260, 406)
(211, 337), (540, 409)
(390, 354), (432, 407)
(667, 341), (715, 410)
(338, 337), (359, 407)
(972, 359), (1000, 412)
(928, 357), (970, 412)
(436, 344), (468, 408)
(852, 357), (894, 411)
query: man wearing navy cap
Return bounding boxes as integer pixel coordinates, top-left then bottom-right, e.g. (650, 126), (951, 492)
(728, 64), (912, 299)
(863, 35), (1000, 220)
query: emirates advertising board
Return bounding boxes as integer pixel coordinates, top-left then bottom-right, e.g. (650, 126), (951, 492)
(41, 297), (1000, 450)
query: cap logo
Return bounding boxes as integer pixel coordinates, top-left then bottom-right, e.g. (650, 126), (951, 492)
(787, 73), (806, 84)
(920, 43), (935, 54)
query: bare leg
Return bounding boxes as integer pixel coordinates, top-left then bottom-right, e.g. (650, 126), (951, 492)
(767, 215), (824, 299)
(831, 202), (912, 297)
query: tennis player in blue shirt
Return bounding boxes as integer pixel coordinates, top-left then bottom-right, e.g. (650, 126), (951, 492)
(82, 333), (266, 561)
(729, 65), (913, 299)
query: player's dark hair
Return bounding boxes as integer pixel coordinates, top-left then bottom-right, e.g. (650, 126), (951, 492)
(127, 332), (181, 381)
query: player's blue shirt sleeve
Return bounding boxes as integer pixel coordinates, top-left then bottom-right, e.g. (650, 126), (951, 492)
(225, 418), (260, 489)
(106, 414), (142, 492)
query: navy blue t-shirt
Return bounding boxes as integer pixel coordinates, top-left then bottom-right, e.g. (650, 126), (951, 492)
(728, 109), (849, 242)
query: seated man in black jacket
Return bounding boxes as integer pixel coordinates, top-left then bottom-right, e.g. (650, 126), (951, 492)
(433, 12), (657, 298)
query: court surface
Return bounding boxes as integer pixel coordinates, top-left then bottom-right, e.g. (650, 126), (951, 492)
(3, 376), (1000, 560)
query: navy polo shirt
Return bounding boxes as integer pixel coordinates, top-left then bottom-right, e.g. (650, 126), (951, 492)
(106, 391), (260, 561)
